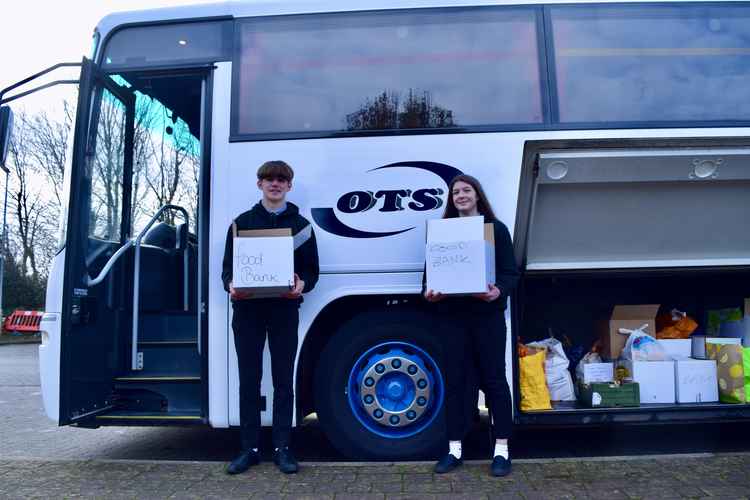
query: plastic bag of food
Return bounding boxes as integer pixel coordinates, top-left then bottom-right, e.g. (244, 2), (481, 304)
(561, 334), (586, 377)
(518, 345), (552, 411)
(706, 307), (742, 336)
(527, 338), (576, 401)
(619, 324), (669, 361)
(656, 309), (698, 339)
(706, 343), (745, 403)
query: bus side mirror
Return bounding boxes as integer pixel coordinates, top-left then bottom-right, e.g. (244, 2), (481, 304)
(0, 106), (13, 170)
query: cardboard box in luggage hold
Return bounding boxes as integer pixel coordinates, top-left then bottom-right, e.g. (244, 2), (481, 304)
(578, 382), (640, 408)
(580, 362), (614, 384)
(598, 305), (660, 360)
(618, 360), (676, 404)
(674, 359), (718, 403)
(425, 216), (495, 295)
(233, 227), (294, 296)
(658, 339), (692, 360)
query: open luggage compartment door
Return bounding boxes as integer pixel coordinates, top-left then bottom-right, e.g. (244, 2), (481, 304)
(525, 147), (750, 271)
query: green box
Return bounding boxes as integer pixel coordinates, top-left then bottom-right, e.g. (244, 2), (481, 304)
(578, 382), (640, 408)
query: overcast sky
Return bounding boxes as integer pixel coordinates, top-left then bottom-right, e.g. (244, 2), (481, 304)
(0, 0), (217, 115)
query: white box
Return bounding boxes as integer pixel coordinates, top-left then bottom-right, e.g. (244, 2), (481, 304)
(674, 359), (719, 403)
(233, 228), (294, 295)
(619, 360), (676, 404)
(658, 339), (692, 360)
(425, 216), (495, 295)
(581, 363), (614, 384)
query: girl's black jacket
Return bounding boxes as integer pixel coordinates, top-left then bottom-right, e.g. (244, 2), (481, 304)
(423, 217), (520, 314)
(221, 201), (320, 296)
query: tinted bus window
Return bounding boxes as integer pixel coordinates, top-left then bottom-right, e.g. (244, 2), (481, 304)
(551, 5), (750, 124)
(233, 8), (543, 137)
(103, 20), (232, 69)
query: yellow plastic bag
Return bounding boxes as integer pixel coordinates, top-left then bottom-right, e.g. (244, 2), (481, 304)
(519, 348), (552, 411)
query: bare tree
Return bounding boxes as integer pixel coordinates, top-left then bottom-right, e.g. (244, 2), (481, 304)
(129, 94), (162, 234)
(5, 113), (55, 279)
(89, 91), (127, 240)
(347, 89), (456, 131)
(399, 89), (455, 129)
(347, 91), (400, 131)
(24, 101), (73, 209)
(142, 112), (199, 226)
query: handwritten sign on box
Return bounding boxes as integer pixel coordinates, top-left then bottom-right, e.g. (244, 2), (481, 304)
(675, 359), (718, 403)
(581, 363), (614, 384)
(425, 216), (495, 295)
(233, 228), (294, 296)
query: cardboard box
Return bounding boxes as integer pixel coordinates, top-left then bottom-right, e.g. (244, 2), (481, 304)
(233, 227), (294, 296)
(674, 359), (718, 403)
(598, 305), (660, 360)
(578, 382), (640, 408)
(425, 216), (495, 295)
(658, 339), (692, 360)
(618, 360), (676, 404)
(581, 363), (614, 384)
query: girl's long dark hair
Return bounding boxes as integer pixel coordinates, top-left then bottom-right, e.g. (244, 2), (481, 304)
(442, 174), (497, 221)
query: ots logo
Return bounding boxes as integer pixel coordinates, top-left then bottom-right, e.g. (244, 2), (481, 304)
(311, 161), (463, 238)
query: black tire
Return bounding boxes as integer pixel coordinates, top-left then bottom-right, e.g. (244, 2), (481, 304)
(314, 309), (447, 460)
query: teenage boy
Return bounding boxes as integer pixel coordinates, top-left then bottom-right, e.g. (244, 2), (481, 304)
(222, 160), (319, 475)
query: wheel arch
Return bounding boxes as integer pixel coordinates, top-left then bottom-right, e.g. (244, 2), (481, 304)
(295, 293), (424, 422)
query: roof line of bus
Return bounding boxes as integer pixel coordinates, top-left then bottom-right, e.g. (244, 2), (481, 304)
(95, 0), (744, 40)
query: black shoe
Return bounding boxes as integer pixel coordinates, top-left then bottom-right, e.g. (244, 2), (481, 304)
(434, 454), (463, 474)
(491, 455), (512, 477)
(226, 449), (260, 475)
(273, 446), (299, 474)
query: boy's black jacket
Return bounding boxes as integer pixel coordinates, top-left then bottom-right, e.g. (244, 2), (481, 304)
(423, 217), (520, 313)
(222, 201), (320, 296)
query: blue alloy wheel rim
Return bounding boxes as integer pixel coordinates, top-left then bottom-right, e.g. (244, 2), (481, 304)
(347, 341), (444, 439)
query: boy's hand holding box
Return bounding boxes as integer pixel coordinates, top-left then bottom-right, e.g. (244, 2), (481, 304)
(233, 225), (294, 297)
(425, 216), (495, 295)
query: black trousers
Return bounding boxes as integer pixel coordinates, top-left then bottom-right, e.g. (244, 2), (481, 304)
(440, 307), (512, 441)
(231, 299), (299, 450)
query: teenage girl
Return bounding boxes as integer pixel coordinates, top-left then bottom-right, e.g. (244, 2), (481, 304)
(424, 174), (519, 477)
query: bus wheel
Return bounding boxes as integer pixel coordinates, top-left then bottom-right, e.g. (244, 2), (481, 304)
(314, 309), (445, 459)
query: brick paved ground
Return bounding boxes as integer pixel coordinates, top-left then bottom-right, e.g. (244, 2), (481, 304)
(1, 454), (749, 499)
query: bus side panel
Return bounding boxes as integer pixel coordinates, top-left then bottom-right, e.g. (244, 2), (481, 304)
(214, 131), (532, 426)
(221, 133), (528, 275)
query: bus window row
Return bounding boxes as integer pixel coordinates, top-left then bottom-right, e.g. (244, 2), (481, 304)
(102, 4), (750, 138)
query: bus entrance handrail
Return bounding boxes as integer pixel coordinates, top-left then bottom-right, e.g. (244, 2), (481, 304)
(84, 205), (189, 371)
(131, 204), (189, 370)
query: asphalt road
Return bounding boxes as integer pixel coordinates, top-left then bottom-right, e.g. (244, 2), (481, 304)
(3, 343), (750, 463)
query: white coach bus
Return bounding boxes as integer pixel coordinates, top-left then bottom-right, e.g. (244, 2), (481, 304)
(2, 0), (750, 459)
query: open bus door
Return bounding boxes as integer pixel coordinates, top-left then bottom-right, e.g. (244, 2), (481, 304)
(58, 58), (135, 425)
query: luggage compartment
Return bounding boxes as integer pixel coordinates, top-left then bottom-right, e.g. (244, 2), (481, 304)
(512, 139), (750, 425)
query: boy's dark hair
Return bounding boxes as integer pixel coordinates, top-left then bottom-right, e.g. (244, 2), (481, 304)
(442, 174), (497, 220)
(257, 160), (294, 181)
